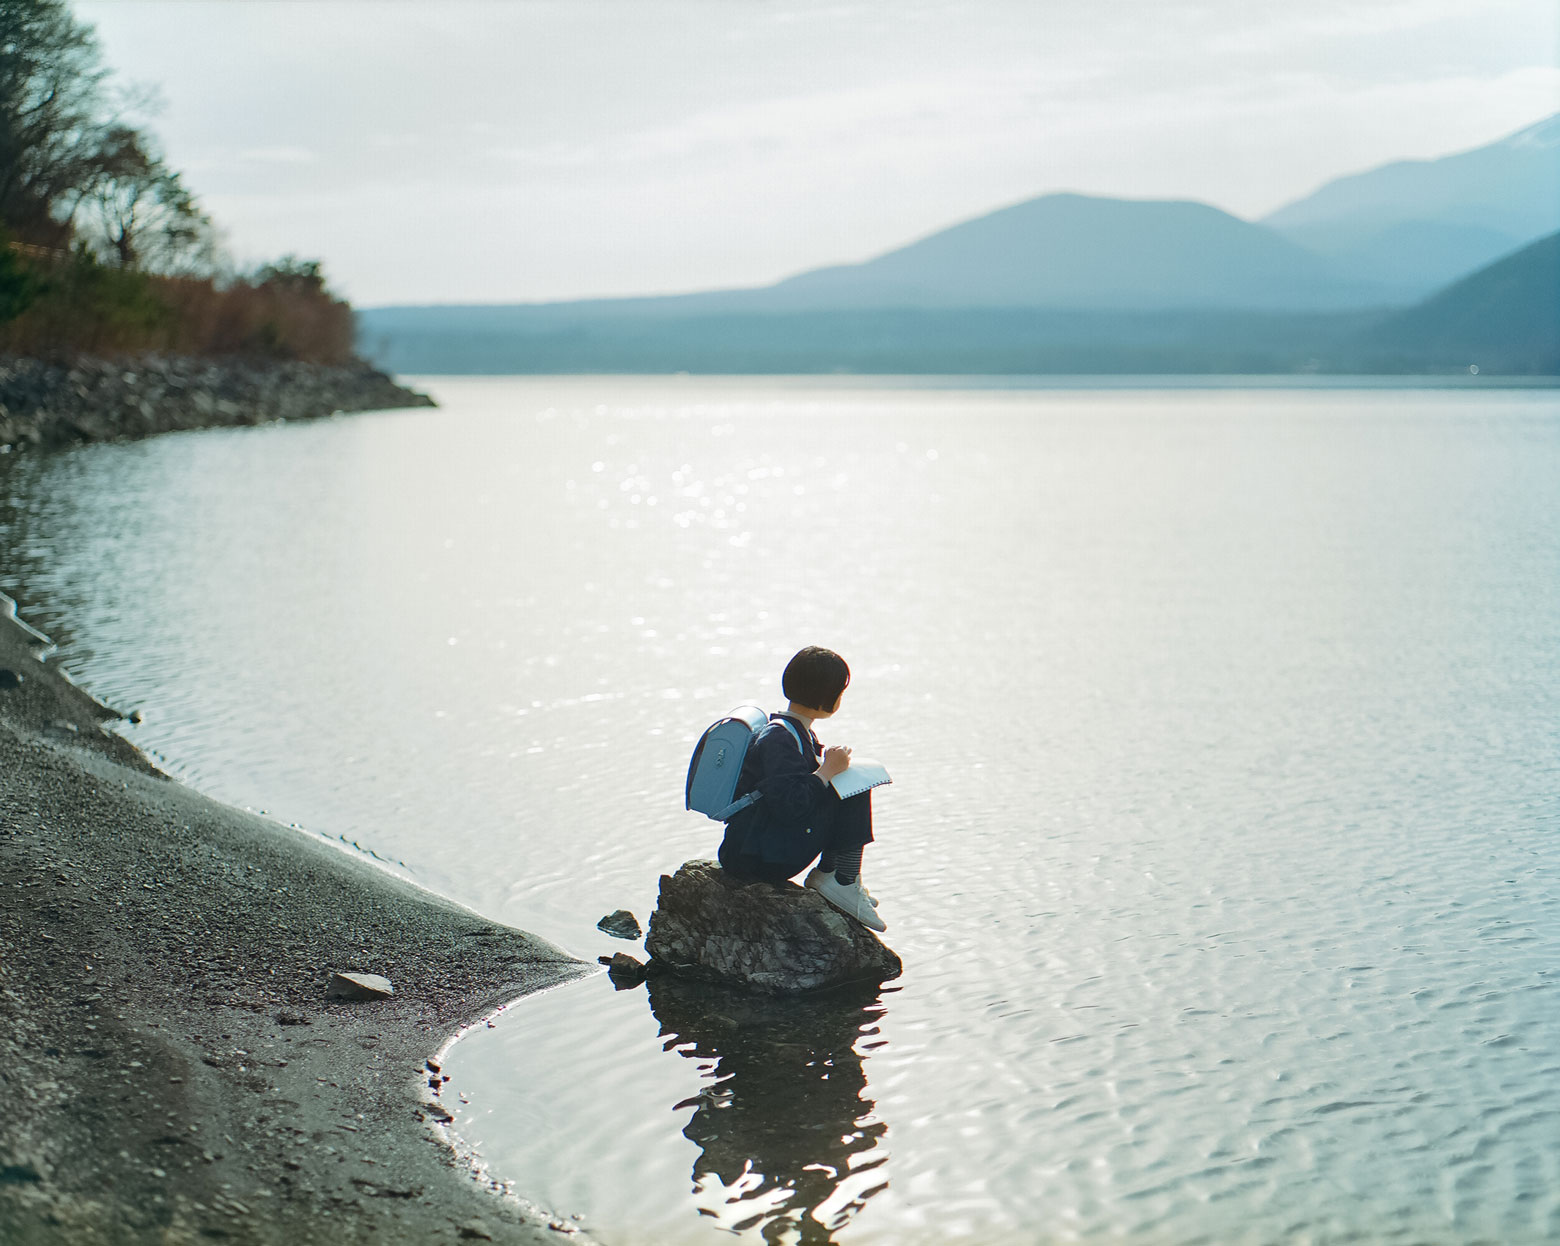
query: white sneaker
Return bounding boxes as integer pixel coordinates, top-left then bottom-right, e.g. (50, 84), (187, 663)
(808, 870), (887, 933)
(804, 866), (879, 907)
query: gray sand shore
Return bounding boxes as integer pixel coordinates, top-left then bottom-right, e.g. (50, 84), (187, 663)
(0, 593), (600, 1244)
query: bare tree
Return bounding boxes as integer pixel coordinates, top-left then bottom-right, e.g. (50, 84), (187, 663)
(78, 124), (214, 273)
(0, 0), (112, 244)
(1, 0), (216, 273)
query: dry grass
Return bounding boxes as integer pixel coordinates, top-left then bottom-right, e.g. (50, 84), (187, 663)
(0, 250), (356, 364)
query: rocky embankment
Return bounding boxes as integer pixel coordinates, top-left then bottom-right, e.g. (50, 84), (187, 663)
(0, 354), (434, 450)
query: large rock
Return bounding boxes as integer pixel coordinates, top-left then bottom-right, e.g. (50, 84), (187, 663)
(645, 859), (901, 994)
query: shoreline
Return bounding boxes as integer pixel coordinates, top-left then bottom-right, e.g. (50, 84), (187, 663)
(0, 590), (600, 1244)
(0, 354), (435, 451)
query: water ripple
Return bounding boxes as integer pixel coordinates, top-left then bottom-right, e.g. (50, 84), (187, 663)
(3, 379), (1558, 1244)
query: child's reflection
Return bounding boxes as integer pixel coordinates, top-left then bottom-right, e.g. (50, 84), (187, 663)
(647, 976), (892, 1244)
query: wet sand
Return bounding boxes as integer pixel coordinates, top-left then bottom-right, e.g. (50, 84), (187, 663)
(0, 593), (600, 1244)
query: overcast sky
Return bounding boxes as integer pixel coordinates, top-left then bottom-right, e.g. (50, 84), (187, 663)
(77, 0), (1559, 307)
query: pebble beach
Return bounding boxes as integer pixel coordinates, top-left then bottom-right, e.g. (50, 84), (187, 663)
(0, 591), (598, 1245)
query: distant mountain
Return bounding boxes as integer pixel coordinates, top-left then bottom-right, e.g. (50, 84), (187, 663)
(748, 193), (1391, 312)
(1263, 113), (1560, 297)
(1358, 230), (1560, 375)
(358, 122), (1560, 377)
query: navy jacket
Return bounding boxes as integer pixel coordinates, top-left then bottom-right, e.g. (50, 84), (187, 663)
(718, 713), (831, 870)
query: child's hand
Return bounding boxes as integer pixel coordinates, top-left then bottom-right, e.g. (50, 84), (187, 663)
(818, 744), (852, 782)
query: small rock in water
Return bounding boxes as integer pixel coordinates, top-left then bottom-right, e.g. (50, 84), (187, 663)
(0, 669), (21, 690)
(605, 952), (647, 988)
(325, 972), (393, 1002)
(596, 909), (642, 939)
(457, 1220), (494, 1240)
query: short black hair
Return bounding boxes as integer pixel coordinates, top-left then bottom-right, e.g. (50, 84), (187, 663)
(782, 646), (850, 712)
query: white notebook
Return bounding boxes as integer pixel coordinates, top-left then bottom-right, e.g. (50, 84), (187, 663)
(828, 759), (892, 800)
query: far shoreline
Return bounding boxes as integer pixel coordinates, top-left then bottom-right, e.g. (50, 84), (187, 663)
(393, 370), (1559, 388)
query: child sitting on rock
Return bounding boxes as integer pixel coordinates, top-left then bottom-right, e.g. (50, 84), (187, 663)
(717, 646), (885, 932)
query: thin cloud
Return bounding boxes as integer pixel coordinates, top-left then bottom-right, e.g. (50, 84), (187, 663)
(73, 0), (1560, 303)
(237, 146), (321, 166)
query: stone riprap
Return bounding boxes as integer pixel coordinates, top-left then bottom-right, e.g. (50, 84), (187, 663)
(0, 353), (434, 450)
(645, 859), (902, 994)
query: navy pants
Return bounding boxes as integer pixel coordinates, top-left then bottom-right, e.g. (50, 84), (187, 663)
(719, 788), (875, 884)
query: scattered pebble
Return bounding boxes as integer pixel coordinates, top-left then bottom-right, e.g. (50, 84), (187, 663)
(325, 971), (393, 1001)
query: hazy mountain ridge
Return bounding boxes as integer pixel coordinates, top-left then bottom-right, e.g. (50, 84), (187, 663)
(359, 114), (1560, 376)
(1265, 113), (1560, 237)
(1263, 113), (1560, 296)
(757, 194), (1392, 312)
(1363, 230), (1560, 374)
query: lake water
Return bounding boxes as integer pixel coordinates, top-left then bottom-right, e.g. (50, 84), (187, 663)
(2, 377), (1558, 1244)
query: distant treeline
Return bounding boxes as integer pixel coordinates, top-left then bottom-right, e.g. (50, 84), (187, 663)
(357, 305), (1378, 375)
(0, 0), (352, 363)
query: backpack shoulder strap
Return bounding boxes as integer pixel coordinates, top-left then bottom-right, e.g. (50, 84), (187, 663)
(772, 715), (808, 756)
(711, 715), (809, 822)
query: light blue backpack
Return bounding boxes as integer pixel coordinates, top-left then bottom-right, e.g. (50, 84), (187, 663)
(685, 705), (807, 821)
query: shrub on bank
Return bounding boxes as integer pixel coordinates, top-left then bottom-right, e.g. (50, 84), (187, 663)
(0, 245), (355, 365)
(0, 238), (41, 325)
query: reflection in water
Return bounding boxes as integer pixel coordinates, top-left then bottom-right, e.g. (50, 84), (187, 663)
(646, 976), (893, 1244)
